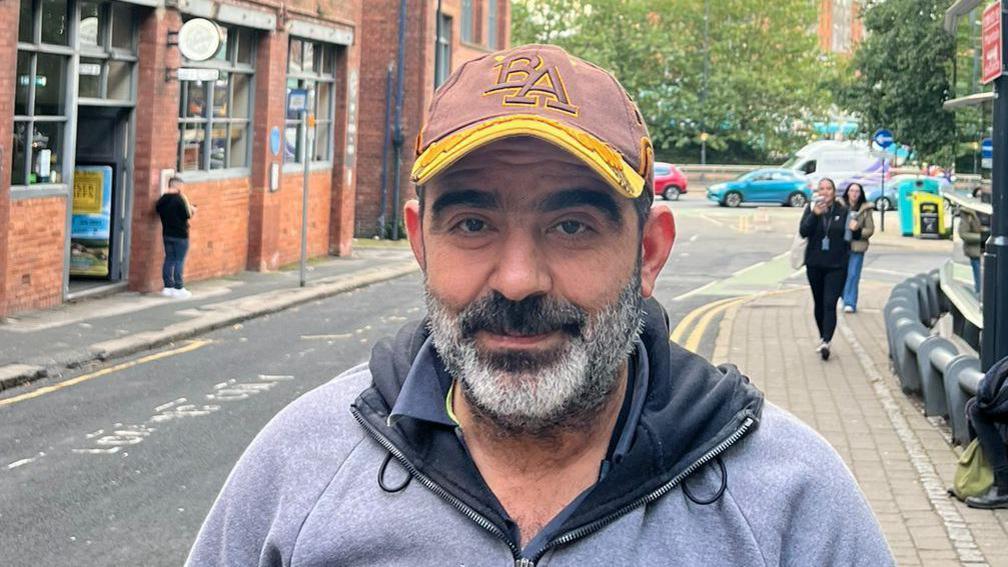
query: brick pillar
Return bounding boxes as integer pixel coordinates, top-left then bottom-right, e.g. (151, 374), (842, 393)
(130, 7), (182, 292)
(329, 40), (361, 257)
(0, 0), (15, 317)
(247, 27), (288, 271)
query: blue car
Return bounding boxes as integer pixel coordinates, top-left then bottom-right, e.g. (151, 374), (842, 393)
(706, 168), (813, 208)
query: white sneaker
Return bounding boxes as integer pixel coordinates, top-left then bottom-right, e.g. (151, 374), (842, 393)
(161, 288), (177, 297)
(173, 288), (192, 299)
(843, 305), (854, 313)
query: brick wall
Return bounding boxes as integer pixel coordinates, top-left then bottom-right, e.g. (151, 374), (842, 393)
(180, 177), (250, 281)
(0, 0), (17, 317)
(5, 197), (66, 314)
(273, 170), (332, 265)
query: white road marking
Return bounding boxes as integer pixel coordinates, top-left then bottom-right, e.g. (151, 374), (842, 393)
(301, 334), (352, 340)
(6, 452), (45, 470)
(689, 235), (699, 242)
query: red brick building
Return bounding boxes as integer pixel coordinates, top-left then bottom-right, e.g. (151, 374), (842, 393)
(0, 0), (366, 316)
(355, 0), (511, 238)
(818, 0), (863, 55)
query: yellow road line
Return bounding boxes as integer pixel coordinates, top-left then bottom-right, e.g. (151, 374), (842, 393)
(669, 296), (740, 344)
(0, 340), (211, 409)
(684, 296), (748, 353)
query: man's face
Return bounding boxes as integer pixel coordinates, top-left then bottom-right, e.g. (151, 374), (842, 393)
(405, 138), (654, 434)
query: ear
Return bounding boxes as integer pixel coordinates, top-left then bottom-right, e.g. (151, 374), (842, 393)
(404, 199), (426, 270)
(640, 205), (675, 298)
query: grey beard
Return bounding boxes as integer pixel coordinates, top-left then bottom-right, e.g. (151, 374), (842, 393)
(425, 272), (645, 437)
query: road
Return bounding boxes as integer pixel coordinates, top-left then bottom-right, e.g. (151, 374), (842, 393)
(0, 196), (952, 566)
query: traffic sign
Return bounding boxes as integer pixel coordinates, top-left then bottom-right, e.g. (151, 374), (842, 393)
(287, 88), (308, 115)
(873, 129), (894, 149)
(982, 1), (1003, 84)
(982, 137), (993, 158)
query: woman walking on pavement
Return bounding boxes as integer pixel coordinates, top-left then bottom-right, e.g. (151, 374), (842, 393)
(841, 182), (874, 313)
(800, 178), (857, 360)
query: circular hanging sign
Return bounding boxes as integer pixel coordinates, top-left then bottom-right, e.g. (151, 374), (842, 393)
(178, 18), (222, 62)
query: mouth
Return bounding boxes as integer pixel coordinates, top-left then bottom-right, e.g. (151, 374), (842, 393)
(475, 330), (565, 349)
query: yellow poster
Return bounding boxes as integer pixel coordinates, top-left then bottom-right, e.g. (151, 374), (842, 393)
(73, 171), (103, 214)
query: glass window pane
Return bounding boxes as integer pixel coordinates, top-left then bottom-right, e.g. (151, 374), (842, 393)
(288, 39), (302, 74)
(19, 0), (33, 43)
(236, 29), (253, 65)
(179, 124), (205, 171)
(213, 25), (229, 62)
(316, 82), (331, 120)
(284, 124), (300, 163)
(40, 0), (68, 45)
(30, 121), (63, 184)
(79, 1), (101, 46)
(303, 41), (314, 73)
(212, 71), (229, 118)
(107, 60), (131, 100)
(78, 57), (102, 98)
(110, 3), (134, 50)
(324, 46), (336, 75)
(228, 124), (248, 168)
(11, 122), (29, 185)
(232, 73), (250, 119)
(209, 124), (227, 169)
(16, 52), (31, 116)
(314, 123), (330, 162)
(305, 79), (316, 116)
(34, 53), (66, 115)
(285, 80), (301, 120)
(182, 81), (206, 118)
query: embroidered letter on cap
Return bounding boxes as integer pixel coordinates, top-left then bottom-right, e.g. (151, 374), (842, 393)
(483, 55), (579, 117)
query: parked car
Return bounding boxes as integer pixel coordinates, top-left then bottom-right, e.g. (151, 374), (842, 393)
(865, 174), (949, 211)
(654, 162), (687, 200)
(706, 168), (813, 208)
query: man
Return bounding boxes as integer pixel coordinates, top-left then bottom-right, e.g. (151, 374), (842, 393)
(155, 175), (194, 299)
(187, 44), (891, 565)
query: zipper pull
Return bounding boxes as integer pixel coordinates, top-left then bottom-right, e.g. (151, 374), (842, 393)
(514, 559), (535, 567)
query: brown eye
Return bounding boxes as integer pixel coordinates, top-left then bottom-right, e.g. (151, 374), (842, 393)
(459, 218), (486, 233)
(556, 220), (586, 235)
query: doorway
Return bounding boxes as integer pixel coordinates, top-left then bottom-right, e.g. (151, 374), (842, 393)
(69, 105), (133, 295)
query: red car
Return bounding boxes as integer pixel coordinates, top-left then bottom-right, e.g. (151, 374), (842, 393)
(654, 162), (687, 200)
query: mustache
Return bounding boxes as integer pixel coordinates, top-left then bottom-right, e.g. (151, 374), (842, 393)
(456, 292), (587, 339)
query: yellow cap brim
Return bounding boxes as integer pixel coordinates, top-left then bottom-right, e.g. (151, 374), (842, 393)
(410, 114), (645, 198)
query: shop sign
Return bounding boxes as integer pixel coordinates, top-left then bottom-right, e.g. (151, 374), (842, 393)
(80, 16), (98, 46)
(79, 63), (101, 77)
(287, 88), (308, 114)
(178, 18), (222, 62)
(177, 67), (219, 81)
(71, 166), (113, 277)
(982, 1), (1003, 85)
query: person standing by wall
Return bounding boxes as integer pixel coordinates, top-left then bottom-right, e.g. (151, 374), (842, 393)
(958, 206), (984, 296)
(841, 182), (874, 313)
(800, 178), (855, 361)
(155, 176), (195, 298)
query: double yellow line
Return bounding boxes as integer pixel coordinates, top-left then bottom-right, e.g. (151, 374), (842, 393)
(669, 296), (749, 353)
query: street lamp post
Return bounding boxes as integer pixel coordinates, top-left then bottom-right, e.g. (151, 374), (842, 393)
(701, 0), (709, 167)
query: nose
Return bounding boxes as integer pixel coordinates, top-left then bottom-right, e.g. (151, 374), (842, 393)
(488, 231), (552, 302)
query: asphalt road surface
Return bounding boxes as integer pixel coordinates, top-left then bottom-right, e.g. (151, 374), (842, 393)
(0, 196), (950, 565)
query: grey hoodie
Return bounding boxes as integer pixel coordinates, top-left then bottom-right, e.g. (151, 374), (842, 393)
(187, 301), (892, 566)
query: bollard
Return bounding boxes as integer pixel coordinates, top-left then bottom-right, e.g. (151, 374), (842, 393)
(892, 316), (928, 394)
(943, 356), (983, 445)
(916, 336), (958, 417)
(886, 305), (919, 361)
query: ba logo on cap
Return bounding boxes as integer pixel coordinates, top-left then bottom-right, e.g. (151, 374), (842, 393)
(483, 54), (579, 117)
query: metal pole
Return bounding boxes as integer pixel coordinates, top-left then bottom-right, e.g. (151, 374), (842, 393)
(700, 0), (709, 168)
(434, 0), (443, 90)
(300, 109), (311, 288)
(377, 65), (394, 238)
(880, 155), (886, 231)
(391, 0), (407, 241)
(981, 3), (1008, 370)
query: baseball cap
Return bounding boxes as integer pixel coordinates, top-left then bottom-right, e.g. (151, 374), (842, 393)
(411, 44), (653, 199)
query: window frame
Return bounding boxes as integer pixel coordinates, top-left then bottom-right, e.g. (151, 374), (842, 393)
(284, 38), (338, 170)
(435, 13), (452, 87)
(77, 0), (138, 104)
(487, 0), (497, 50)
(460, 0), (473, 44)
(176, 22), (256, 176)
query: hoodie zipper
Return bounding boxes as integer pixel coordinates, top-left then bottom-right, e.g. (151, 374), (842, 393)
(354, 405), (754, 567)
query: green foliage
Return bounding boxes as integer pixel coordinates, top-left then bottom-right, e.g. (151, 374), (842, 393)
(840, 0), (956, 165)
(512, 0), (836, 162)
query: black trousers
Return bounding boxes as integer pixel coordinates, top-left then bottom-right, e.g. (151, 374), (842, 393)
(968, 398), (1008, 490)
(806, 265), (846, 343)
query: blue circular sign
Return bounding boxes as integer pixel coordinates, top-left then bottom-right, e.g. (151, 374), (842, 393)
(873, 129), (894, 149)
(269, 127), (281, 157)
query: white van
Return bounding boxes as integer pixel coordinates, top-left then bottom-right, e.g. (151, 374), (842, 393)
(782, 141), (887, 192)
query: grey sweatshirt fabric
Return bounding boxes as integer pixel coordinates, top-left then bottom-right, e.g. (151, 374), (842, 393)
(188, 371), (892, 566)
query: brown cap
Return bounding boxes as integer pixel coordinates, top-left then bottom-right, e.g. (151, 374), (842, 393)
(411, 44), (653, 199)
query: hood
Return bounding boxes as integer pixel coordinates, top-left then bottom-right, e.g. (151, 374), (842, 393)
(353, 297), (764, 541)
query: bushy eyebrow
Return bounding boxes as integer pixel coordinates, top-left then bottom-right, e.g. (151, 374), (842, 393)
(430, 189), (499, 219)
(539, 189), (623, 228)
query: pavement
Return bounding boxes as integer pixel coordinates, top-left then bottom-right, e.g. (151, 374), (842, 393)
(712, 280), (1008, 567)
(0, 241), (419, 390)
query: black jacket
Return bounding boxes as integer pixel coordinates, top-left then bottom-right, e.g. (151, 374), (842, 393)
(352, 298), (765, 561)
(799, 201), (855, 269)
(156, 193), (191, 239)
(978, 355), (1008, 420)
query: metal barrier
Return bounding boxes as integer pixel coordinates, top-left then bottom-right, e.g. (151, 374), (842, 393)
(883, 267), (984, 445)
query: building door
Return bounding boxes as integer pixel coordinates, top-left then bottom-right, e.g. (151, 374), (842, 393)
(71, 106), (133, 284)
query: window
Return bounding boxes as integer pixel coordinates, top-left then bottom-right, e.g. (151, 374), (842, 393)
(176, 23), (255, 172)
(12, 0), (73, 186)
(78, 1), (137, 103)
(460, 0), (473, 43)
(435, 14), (452, 87)
(487, 0), (497, 50)
(285, 39), (337, 164)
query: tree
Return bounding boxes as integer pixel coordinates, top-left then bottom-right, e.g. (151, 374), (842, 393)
(512, 0), (835, 162)
(840, 0), (956, 166)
